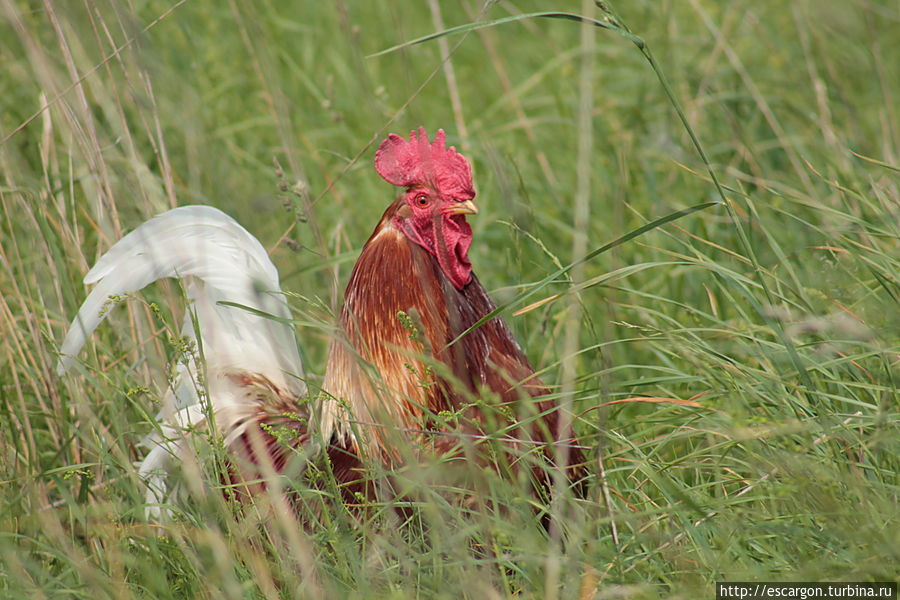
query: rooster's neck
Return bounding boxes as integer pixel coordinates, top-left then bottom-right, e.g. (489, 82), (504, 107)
(321, 203), (461, 461)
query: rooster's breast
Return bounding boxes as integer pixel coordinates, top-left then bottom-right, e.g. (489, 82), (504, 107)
(322, 222), (454, 460)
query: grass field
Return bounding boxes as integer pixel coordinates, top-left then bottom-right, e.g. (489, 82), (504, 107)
(1, 1), (897, 598)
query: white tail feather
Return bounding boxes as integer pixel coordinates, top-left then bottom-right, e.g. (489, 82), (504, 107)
(58, 206), (303, 387)
(57, 205), (308, 517)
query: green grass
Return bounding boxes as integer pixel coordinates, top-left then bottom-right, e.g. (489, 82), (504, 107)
(1, 0), (897, 598)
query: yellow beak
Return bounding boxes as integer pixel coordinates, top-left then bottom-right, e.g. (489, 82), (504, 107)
(444, 199), (479, 215)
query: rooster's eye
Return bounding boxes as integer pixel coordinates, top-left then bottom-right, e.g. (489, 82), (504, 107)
(414, 194), (430, 207)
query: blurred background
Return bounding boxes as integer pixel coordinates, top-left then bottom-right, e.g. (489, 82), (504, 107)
(1, 1), (897, 598)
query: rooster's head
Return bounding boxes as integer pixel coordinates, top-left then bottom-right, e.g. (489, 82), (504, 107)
(375, 127), (477, 290)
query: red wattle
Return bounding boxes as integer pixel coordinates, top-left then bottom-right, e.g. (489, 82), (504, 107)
(397, 214), (472, 290)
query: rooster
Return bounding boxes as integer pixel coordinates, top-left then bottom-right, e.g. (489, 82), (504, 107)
(57, 128), (584, 516)
(322, 128), (584, 489)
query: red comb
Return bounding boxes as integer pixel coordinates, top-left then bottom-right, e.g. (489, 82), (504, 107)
(375, 127), (475, 200)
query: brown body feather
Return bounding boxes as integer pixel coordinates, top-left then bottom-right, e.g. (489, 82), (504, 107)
(323, 199), (585, 489)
